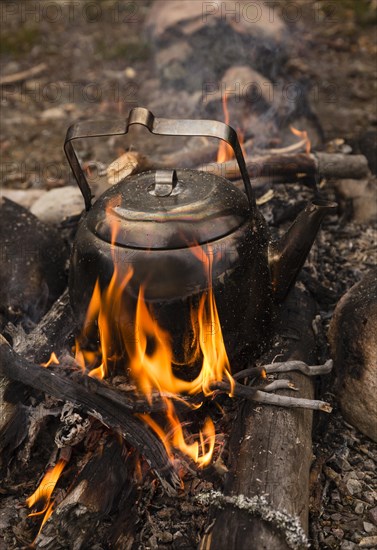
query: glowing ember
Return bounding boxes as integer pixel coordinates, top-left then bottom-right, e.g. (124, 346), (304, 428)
(40, 352), (59, 367)
(26, 459), (67, 535)
(290, 125), (311, 155)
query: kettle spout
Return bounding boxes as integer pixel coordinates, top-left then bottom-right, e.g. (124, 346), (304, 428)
(269, 199), (337, 302)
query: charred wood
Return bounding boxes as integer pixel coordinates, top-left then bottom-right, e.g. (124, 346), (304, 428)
(33, 440), (134, 550)
(0, 336), (180, 492)
(203, 288), (321, 550)
(0, 290), (75, 463)
(199, 152), (370, 182)
(114, 148), (370, 187)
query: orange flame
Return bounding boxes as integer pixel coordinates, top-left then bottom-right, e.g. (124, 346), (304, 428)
(217, 94), (246, 164)
(40, 352), (59, 368)
(217, 94), (234, 163)
(290, 125), (311, 155)
(74, 208), (232, 467)
(26, 459), (67, 535)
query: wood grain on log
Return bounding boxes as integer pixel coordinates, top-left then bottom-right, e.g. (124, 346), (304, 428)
(203, 288), (319, 550)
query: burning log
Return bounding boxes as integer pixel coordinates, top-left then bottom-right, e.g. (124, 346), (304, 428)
(199, 152), (370, 182)
(107, 148), (370, 190)
(0, 291), (75, 463)
(0, 335), (180, 492)
(201, 288), (324, 550)
(5, 289), (74, 363)
(32, 440), (134, 550)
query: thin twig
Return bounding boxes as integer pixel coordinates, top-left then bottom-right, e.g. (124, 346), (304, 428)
(0, 63), (47, 86)
(262, 380), (298, 392)
(211, 380), (332, 412)
(234, 359), (333, 381)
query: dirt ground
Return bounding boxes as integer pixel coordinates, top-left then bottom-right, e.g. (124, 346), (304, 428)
(1, 1), (377, 549)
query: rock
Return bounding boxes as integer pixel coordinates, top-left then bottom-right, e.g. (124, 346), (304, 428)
(213, 65), (274, 108)
(0, 198), (68, 330)
(332, 177), (377, 223)
(363, 522), (376, 534)
(355, 502), (365, 515)
(346, 478), (363, 496)
(145, 0), (318, 143)
(157, 532), (173, 543)
(368, 506), (377, 526)
(0, 189), (44, 209)
(40, 107), (66, 121)
(340, 541), (357, 550)
(333, 528), (345, 539)
(329, 269), (377, 442)
(363, 460), (376, 471)
(147, 0), (286, 41)
(359, 535), (377, 547)
(30, 186), (84, 224)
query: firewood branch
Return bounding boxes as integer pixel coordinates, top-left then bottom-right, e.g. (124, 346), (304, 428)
(234, 359), (333, 381)
(0, 335), (180, 493)
(199, 152), (370, 181)
(211, 380), (332, 412)
(107, 145), (369, 185)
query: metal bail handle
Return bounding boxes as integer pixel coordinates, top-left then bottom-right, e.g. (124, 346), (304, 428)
(64, 107), (256, 212)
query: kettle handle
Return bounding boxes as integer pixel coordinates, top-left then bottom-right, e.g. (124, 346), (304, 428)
(64, 107), (255, 212)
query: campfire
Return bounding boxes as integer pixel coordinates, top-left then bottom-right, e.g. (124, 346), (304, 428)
(1, 3), (376, 548)
(0, 104), (339, 550)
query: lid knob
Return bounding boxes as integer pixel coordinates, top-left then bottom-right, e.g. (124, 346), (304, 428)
(150, 170), (178, 197)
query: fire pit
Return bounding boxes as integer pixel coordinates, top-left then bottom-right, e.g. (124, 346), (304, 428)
(0, 107), (336, 550)
(1, 2), (376, 549)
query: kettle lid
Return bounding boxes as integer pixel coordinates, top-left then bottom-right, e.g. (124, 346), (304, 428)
(89, 169), (249, 249)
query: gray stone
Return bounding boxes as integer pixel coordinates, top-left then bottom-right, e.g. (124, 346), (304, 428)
(0, 198), (68, 331)
(363, 522), (376, 534)
(147, 0), (286, 41)
(359, 535), (377, 547)
(329, 269), (377, 442)
(368, 506), (377, 526)
(30, 186), (84, 224)
(0, 189), (44, 209)
(340, 541), (357, 550)
(332, 177), (377, 224)
(346, 478), (363, 496)
(355, 501), (365, 514)
(157, 532), (173, 543)
(40, 107), (66, 120)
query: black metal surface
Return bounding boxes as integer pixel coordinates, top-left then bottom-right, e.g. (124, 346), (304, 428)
(90, 169), (250, 249)
(269, 199), (338, 302)
(70, 210), (272, 368)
